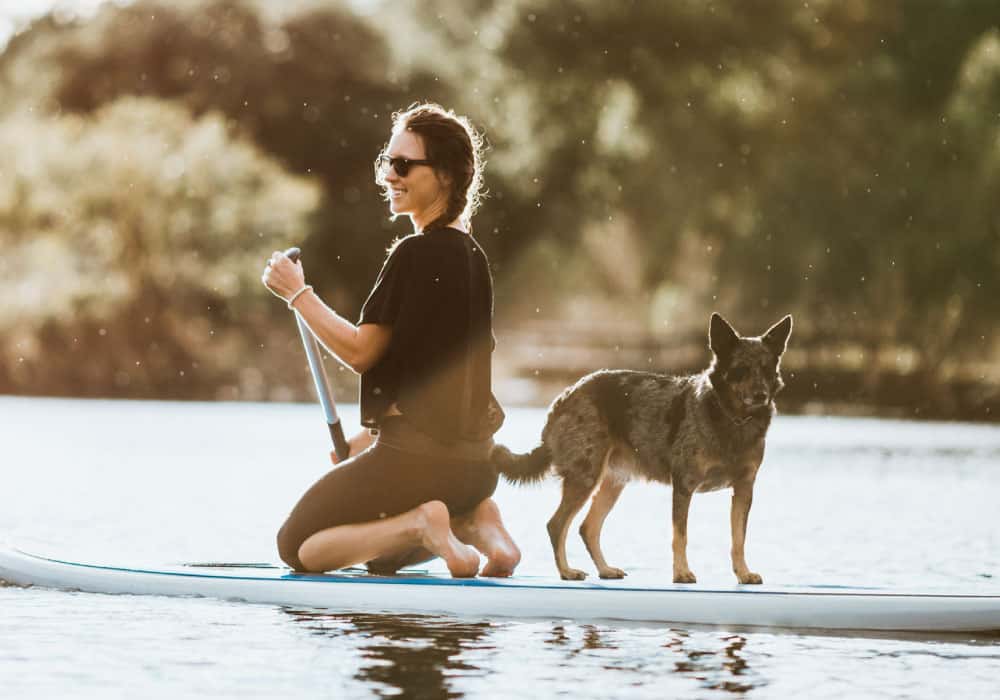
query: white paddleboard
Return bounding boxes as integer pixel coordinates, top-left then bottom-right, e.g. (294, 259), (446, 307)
(2, 546), (998, 633)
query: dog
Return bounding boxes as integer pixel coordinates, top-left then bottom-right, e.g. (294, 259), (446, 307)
(491, 313), (792, 584)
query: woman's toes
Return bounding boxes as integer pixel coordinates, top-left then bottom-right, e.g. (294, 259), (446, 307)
(480, 543), (521, 577)
(449, 546), (481, 578)
(480, 561), (513, 578)
(416, 501), (480, 578)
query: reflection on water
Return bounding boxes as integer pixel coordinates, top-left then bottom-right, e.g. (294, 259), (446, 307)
(544, 623), (618, 652)
(277, 610), (1000, 699)
(285, 610), (494, 698)
(283, 611), (769, 698)
(664, 630), (757, 695)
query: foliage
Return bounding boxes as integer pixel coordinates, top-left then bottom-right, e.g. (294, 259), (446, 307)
(0, 0), (447, 308)
(1, 0), (998, 416)
(0, 97), (320, 397)
(404, 0), (1000, 369)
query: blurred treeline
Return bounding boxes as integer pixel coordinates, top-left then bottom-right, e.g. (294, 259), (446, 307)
(1, 0), (998, 420)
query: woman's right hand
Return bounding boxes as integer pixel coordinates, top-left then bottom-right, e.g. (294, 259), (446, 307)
(330, 428), (376, 464)
(262, 251), (306, 302)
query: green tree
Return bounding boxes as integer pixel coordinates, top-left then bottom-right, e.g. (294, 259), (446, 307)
(0, 97), (320, 397)
(406, 0), (1000, 372)
(0, 0), (449, 309)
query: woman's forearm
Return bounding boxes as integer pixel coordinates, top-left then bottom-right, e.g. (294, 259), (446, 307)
(290, 290), (368, 373)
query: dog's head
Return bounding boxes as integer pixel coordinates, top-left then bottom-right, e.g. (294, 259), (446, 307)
(707, 313), (792, 413)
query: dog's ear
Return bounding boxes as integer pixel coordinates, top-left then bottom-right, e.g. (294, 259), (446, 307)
(709, 313), (740, 359)
(762, 315), (793, 357)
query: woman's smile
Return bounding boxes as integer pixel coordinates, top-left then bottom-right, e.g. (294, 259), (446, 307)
(388, 187), (408, 214)
(380, 130), (451, 226)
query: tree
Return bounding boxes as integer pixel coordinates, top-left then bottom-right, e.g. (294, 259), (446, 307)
(0, 0), (449, 309)
(0, 97), (320, 397)
(405, 0), (1000, 367)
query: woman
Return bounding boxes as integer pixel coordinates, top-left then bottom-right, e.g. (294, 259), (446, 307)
(262, 103), (520, 578)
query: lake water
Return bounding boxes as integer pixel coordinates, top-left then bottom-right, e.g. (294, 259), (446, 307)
(1, 396), (999, 698)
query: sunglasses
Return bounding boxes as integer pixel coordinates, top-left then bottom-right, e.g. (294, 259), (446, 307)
(374, 154), (434, 178)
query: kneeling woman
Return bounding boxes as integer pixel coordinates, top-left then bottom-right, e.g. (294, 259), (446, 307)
(263, 104), (520, 577)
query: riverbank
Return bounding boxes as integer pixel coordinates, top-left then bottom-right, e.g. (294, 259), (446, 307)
(4, 324), (997, 423)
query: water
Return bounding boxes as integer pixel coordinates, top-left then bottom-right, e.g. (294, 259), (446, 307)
(2, 396), (999, 698)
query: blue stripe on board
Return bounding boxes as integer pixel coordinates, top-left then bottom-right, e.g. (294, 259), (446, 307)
(11, 549), (998, 599)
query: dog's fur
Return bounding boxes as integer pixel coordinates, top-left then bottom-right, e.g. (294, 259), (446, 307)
(492, 313), (792, 583)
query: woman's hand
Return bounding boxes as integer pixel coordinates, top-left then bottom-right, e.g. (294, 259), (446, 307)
(262, 251), (306, 301)
(330, 428), (376, 464)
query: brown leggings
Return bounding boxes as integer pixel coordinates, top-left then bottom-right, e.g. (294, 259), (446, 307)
(276, 417), (498, 572)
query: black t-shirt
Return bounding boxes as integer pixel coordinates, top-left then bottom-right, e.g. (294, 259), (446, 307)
(358, 227), (497, 444)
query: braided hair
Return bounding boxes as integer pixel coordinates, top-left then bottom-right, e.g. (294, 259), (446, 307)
(378, 103), (486, 232)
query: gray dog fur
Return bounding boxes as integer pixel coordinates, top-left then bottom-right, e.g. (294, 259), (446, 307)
(491, 312), (793, 583)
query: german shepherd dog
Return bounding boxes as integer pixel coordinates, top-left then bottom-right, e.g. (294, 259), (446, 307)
(491, 313), (792, 584)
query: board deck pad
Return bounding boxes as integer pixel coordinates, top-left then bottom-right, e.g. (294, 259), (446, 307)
(2, 546), (999, 633)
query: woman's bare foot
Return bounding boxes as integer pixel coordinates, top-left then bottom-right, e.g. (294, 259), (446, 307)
(414, 501), (480, 578)
(453, 499), (521, 577)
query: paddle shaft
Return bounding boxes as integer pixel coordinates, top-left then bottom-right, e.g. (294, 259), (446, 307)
(284, 247), (350, 461)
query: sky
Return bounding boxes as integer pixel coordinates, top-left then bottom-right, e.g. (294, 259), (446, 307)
(0, 0), (378, 48)
(0, 0), (118, 47)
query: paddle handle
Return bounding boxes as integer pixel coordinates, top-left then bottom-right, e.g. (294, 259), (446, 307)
(284, 247), (351, 462)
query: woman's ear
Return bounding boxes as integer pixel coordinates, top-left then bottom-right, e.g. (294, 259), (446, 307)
(435, 169), (454, 188)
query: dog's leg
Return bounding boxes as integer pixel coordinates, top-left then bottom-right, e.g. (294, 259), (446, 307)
(730, 479), (762, 584)
(579, 474), (627, 579)
(671, 486), (697, 583)
(547, 476), (597, 580)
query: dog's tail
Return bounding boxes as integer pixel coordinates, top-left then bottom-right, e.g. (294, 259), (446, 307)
(490, 442), (552, 485)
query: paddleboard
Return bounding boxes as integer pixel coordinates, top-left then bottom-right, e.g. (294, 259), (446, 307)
(2, 546), (998, 633)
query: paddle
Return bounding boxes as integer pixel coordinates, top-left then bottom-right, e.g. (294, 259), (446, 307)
(283, 247), (351, 461)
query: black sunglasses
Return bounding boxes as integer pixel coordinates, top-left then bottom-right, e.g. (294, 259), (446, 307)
(374, 154), (434, 178)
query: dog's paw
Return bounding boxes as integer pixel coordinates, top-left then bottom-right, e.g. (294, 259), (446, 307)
(559, 568), (588, 581)
(598, 566), (626, 579)
(673, 570), (697, 584)
(737, 571), (763, 585)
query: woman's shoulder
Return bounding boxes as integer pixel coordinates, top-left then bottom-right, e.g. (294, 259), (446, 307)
(385, 232), (423, 258)
(385, 228), (488, 267)
(383, 233), (441, 273)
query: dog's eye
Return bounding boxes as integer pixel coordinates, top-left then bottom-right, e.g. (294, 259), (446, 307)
(727, 366), (748, 381)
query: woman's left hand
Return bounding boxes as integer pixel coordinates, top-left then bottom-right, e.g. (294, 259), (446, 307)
(262, 251), (306, 301)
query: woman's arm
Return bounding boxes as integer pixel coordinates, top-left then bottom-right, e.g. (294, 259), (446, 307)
(262, 251), (391, 374)
(291, 290), (391, 374)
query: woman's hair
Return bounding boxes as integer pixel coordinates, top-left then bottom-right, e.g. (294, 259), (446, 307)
(378, 103), (486, 232)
